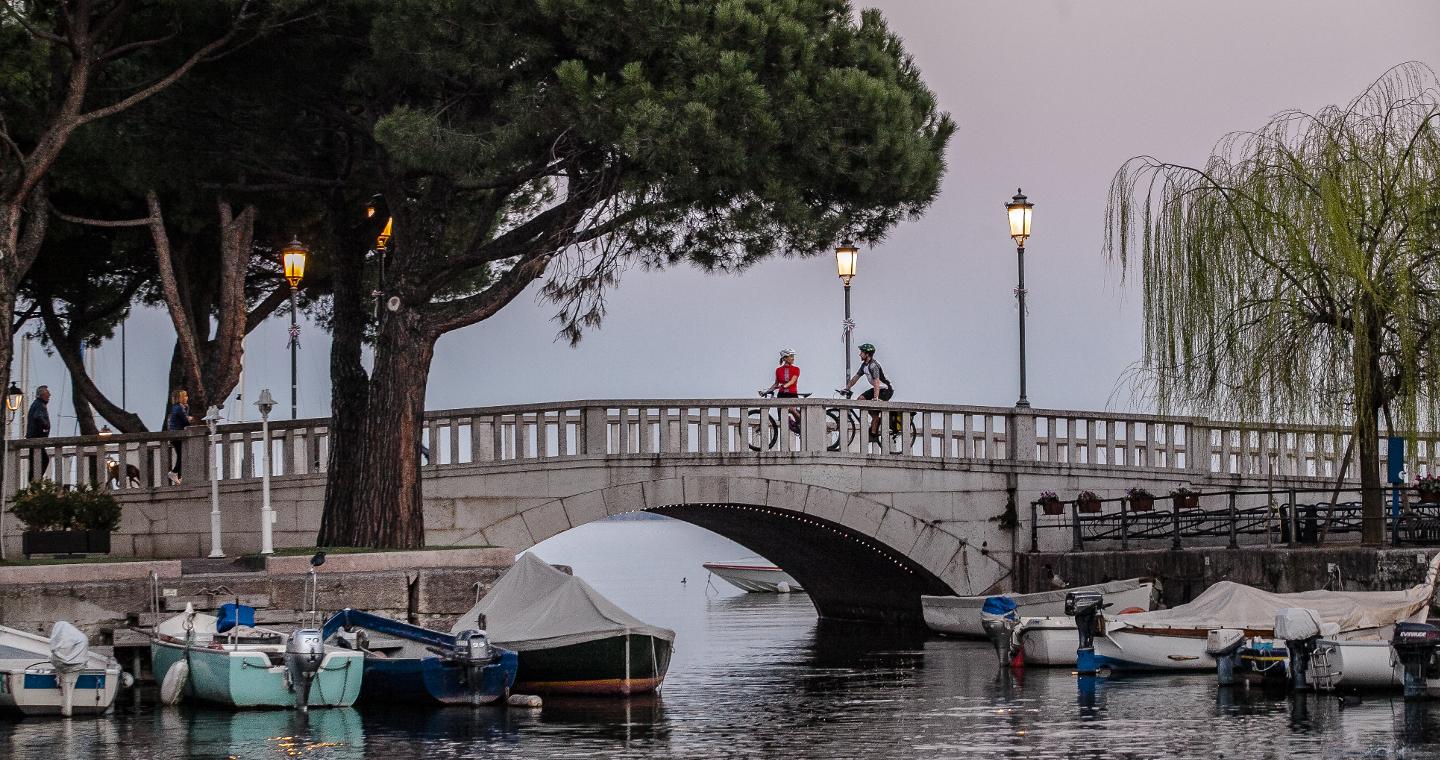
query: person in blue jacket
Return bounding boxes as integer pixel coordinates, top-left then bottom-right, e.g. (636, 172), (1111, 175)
(25, 385), (50, 477)
(166, 389), (194, 484)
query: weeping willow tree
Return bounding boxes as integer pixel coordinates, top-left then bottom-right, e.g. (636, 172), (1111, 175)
(1106, 63), (1440, 544)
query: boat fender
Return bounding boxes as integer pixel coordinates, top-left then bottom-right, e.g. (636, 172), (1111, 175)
(159, 661), (189, 705)
(121, 671), (136, 689)
(776, 582), (792, 594)
(507, 694), (543, 709)
(1116, 607), (1145, 615)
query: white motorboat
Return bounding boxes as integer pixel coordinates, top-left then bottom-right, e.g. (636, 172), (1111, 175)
(923, 578), (1155, 638)
(1087, 552), (1440, 673)
(0, 622), (125, 717)
(1308, 638), (1402, 690)
(703, 561), (804, 593)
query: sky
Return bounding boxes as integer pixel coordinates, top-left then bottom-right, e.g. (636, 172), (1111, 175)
(22, 0), (1440, 434)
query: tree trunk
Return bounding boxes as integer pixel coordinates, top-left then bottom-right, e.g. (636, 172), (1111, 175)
(69, 370), (98, 437)
(348, 308), (434, 548)
(1358, 304), (1386, 545)
(318, 223), (372, 546)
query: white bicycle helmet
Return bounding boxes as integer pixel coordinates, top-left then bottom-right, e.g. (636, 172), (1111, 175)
(779, 348), (796, 358)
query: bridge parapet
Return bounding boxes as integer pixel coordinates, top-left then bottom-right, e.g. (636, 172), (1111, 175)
(5, 399), (1438, 495)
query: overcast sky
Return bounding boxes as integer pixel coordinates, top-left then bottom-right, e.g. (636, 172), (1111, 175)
(25, 1), (1440, 433)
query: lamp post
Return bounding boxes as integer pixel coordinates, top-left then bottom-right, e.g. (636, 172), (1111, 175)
(835, 240), (859, 385)
(0, 383), (23, 561)
(256, 389), (277, 555)
(205, 406), (224, 557)
(281, 239), (309, 419)
(1006, 189), (1034, 409)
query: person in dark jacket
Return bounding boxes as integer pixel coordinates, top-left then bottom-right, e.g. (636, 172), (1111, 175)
(166, 389), (193, 484)
(25, 385), (50, 478)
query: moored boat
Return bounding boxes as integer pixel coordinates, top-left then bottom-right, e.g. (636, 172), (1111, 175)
(150, 604), (364, 710)
(923, 578), (1155, 639)
(0, 622), (124, 717)
(1087, 552), (1440, 673)
(452, 553), (675, 696)
(321, 608), (518, 705)
(702, 561), (804, 593)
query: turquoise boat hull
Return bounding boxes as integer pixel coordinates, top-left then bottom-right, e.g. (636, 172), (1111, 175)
(151, 639), (363, 709)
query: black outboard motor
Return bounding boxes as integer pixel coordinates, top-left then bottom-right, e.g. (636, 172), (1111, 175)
(1392, 622), (1440, 700)
(1275, 608), (1321, 691)
(1067, 591), (1107, 675)
(453, 629), (497, 706)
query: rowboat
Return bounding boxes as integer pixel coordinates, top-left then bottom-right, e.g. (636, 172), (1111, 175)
(702, 561), (804, 593)
(453, 553), (675, 695)
(923, 578), (1155, 638)
(151, 604), (364, 709)
(321, 608), (518, 705)
(0, 622), (124, 716)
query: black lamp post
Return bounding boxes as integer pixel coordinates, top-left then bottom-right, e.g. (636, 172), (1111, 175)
(281, 238), (309, 419)
(835, 240), (859, 385)
(1006, 189), (1034, 409)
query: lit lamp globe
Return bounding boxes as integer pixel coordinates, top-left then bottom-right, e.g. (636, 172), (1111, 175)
(835, 240), (858, 286)
(5, 383), (22, 415)
(1006, 189), (1033, 245)
(281, 238), (309, 289)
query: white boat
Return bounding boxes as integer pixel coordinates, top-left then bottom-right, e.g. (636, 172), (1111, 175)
(1012, 616), (1082, 665)
(0, 622), (125, 717)
(1089, 552), (1440, 673)
(922, 578), (1155, 638)
(1308, 638), (1402, 690)
(703, 561), (804, 593)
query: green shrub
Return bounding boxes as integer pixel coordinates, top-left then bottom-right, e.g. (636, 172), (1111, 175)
(9, 481), (121, 532)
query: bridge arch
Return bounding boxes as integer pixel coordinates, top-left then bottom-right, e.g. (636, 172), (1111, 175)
(450, 476), (974, 623)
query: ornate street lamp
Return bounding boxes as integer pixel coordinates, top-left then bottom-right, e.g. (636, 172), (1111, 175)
(1006, 189), (1034, 408)
(204, 406), (224, 558)
(256, 388), (277, 555)
(280, 238), (309, 419)
(835, 240), (859, 385)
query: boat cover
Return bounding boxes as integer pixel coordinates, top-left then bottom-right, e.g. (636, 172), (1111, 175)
(1114, 568), (1438, 635)
(451, 553), (675, 651)
(48, 622), (88, 671)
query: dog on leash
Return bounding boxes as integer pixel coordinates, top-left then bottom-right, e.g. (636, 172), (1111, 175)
(105, 458), (142, 489)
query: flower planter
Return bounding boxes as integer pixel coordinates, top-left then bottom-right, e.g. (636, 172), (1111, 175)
(1077, 497), (1103, 514)
(21, 529), (111, 557)
(1129, 496), (1155, 512)
(1419, 490), (1440, 506)
(1040, 498), (1064, 516)
(1173, 494), (1201, 510)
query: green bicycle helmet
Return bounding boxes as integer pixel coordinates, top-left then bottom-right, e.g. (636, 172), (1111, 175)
(859, 343), (876, 353)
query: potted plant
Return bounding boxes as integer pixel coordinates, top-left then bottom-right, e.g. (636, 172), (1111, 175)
(1076, 490), (1103, 513)
(1417, 475), (1440, 504)
(13, 481), (121, 556)
(1171, 487), (1201, 510)
(1038, 491), (1064, 515)
(1127, 487), (1155, 512)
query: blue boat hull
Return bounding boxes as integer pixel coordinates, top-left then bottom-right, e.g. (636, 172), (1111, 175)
(358, 650), (518, 705)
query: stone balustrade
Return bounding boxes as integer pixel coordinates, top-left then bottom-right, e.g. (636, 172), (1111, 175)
(4, 399), (1438, 495)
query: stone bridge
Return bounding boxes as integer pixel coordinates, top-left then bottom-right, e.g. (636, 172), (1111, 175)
(5, 398), (1435, 622)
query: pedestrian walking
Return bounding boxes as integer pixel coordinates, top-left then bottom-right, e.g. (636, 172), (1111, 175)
(25, 385), (50, 478)
(166, 389), (193, 485)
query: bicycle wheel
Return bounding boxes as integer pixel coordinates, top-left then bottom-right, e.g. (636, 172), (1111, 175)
(826, 408), (860, 451)
(745, 408), (780, 451)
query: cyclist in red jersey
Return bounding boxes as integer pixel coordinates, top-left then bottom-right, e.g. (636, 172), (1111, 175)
(761, 349), (800, 397)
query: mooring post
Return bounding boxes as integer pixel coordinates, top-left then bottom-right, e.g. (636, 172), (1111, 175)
(1228, 491), (1239, 549)
(1071, 499), (1084, 551)
(1287, 489), (1299, 547)
(1120, 496), (1129, 550)
(1029, 498), (1039, 553)
(1171, 496), (1182, 550)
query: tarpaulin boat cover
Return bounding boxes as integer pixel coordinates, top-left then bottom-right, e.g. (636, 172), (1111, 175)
(1114, 553), (1440, 635)
(926, 578), (1149, 611)
(451, 553), (676, 652)
(48, 621), (89, 672)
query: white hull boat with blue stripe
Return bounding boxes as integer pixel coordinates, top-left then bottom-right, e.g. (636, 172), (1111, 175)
(0, 623), (123, 716)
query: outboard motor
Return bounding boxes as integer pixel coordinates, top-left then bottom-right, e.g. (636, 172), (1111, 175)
(454, 629), (496, 705)
(285, 628), (325, 711)
(979, 597), (1020, 667)
(48, 621), (90, 717)
(1206, 629), (1246, 687)
(1275, 608), (1322, 691)
(1392, 622), (1440, 700)
(1067, 591), (1107, 675)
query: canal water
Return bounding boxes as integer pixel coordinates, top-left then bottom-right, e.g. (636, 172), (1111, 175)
(5, 517), (1440, 758)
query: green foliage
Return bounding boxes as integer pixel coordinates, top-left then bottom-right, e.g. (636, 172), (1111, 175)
(1106, 63), (1440, 440)
(10, 481), (122, 532)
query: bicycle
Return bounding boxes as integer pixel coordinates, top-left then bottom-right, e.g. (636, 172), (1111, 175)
(828, 389), (918, 453)
(745, 391), (808, 452)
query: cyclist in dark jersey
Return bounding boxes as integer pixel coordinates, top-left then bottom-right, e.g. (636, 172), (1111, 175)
(843, 343), (893, 439)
